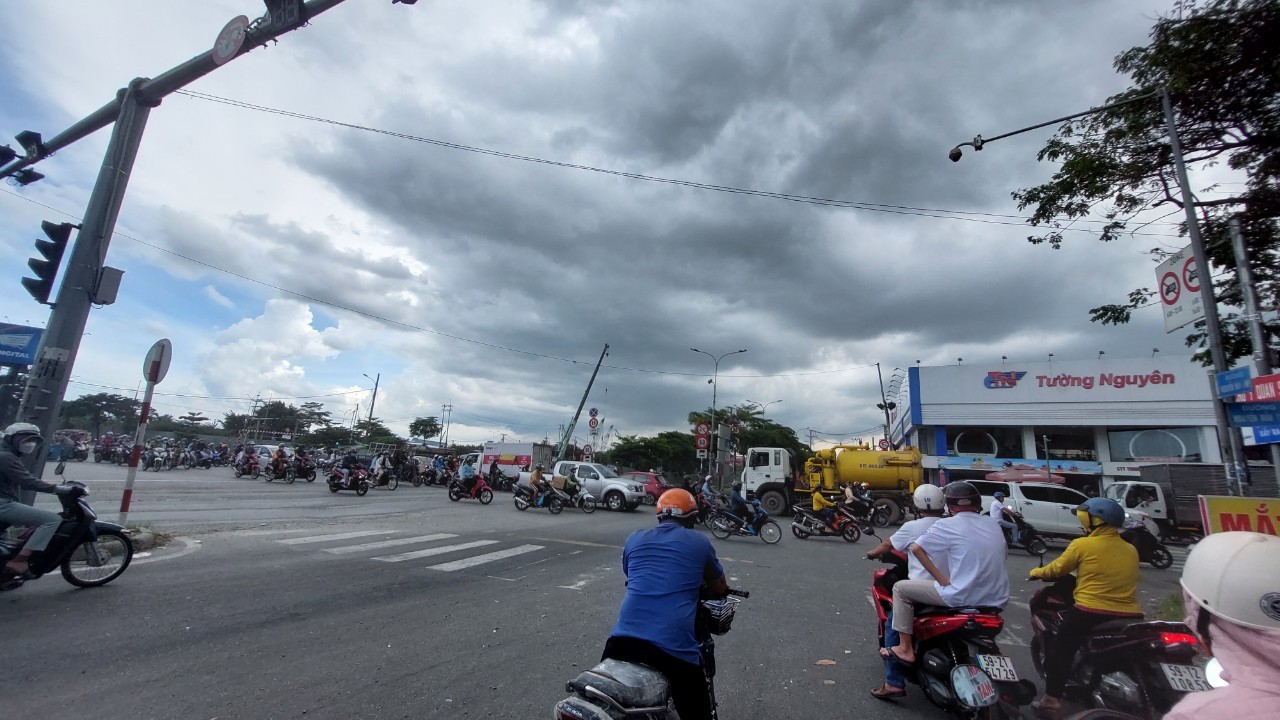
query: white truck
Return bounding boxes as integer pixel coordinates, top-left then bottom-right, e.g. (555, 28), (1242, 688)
(518, 460), (647, 511)
(1104, 463), (1278, 543)
(480, 441), (555, 479)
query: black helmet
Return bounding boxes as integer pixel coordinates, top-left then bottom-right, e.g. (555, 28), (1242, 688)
(943, 481), (981, 511)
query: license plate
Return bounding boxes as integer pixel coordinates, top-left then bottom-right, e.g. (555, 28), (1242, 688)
(976, 654), (1019, 682)
(1160, 663), (1212, 692)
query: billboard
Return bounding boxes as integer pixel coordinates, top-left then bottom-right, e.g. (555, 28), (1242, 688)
(918, 356), (1211, 405)
(0, 323), (43, 366)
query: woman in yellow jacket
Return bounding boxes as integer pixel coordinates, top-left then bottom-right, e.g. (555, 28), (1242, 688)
(1028, 497), (1141, 720)
(811, 489), (838, 529)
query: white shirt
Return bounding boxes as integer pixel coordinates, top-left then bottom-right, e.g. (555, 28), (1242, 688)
(913, 511), (1009, 609)
(889, 516), (941, 580)
(988, 498), (1008, 520)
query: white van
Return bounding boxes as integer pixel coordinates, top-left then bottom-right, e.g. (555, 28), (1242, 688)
(966, 480), (1090, 537)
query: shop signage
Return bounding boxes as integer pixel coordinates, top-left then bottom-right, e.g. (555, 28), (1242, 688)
(1216, 367), (1253, 398)
(1227, 402), (1280, 428)
(920, 357), (1209, 405)
(0, 323), (43, 366)
(938, 456), (1102, 476)
(1198, 495), (1280, 536)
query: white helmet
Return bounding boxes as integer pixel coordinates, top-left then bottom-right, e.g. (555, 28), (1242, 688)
(3, 422), (44, 455)
(913, 484), (945, 512)
(1181, 531), (1280, 631)
(704, 475), (713, 482)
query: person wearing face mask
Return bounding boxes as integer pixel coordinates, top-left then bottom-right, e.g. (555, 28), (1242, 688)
(1165, 531), (1280, 720)
(1027, 497), (1142, 720)
(0, 423), (74, 577)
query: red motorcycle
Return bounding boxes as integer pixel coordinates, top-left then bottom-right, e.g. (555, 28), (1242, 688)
(327, 466), (371, 496)
(447, 474), (494, 504)
(870, 556), (1035, 717)
(234, 454), (261, 479)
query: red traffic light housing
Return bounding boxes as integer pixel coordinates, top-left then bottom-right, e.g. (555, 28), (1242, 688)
(22, 221), (75, 305)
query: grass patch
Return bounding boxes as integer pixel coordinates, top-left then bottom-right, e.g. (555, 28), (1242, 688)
(1152, 591), (1185, 621)
(127, 526), (175, 546)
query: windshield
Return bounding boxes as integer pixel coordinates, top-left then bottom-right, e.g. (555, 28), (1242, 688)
(1103, 484), (1127, 501)
(598, 465), (620, 478)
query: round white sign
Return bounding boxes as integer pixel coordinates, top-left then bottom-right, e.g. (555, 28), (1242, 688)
(212, 15), (249, 66)
(143, 338), (173, 384)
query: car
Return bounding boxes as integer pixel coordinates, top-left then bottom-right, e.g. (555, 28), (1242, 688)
(966, 479), (1090, 538)
(254, 444), (293, 459)
(519, 461), (648, 511)
(620, 471), (674, 504)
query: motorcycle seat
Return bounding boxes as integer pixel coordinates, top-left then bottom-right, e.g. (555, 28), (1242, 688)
(568, 659), (670, 709)
(916, 605), (1003, 617)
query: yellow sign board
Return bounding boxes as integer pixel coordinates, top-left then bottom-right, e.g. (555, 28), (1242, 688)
(1198, 495), (1280, 536)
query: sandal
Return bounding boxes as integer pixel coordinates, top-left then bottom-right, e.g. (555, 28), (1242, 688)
(871, 684), (907, 700)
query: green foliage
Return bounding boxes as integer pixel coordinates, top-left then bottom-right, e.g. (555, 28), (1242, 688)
(604, 403), (810, 476)
(603, 432), (698, 475)
(1013, 0), (1279, 365)
(59, 393), (150, 437)
(409, 416), (442, 441)
(354, 417), (401, 446)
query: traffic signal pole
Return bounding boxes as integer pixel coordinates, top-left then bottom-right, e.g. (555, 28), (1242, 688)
(7, 0), (356, 495)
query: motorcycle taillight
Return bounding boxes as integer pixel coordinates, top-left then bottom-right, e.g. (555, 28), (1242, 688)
(972, 615), (1003, 630)
(1160, 631), (1198, 647)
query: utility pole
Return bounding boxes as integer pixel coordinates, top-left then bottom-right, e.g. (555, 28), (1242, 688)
(363, 372), (380, 422)
(441, 403), (453, 450)
(1229, 218), (1280, 475)
(554, 344), (610, 462)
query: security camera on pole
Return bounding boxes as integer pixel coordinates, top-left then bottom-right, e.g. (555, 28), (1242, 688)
(119, 339), (171, 527)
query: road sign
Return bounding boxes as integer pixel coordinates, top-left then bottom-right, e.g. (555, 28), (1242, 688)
(143, 339), (172, 384)
(1217, 367), (1253, 398)
(696, 449), (708, 459)
(1245, 425), (1280, 446)
(1227, 401), (1280, 428)
(0, 323), (44, 366)
(582, 444), (592, 454)
(212, 16), (249, 66)
(695, 422), (709, 435)
(1253, 373), (1280, 401)
(878, 439), (889, 450)
(589, 407), (598, 418)
(1156, 245), (1204, 333)
(695, 435), (709, 450)
(588, 417), (599, 430)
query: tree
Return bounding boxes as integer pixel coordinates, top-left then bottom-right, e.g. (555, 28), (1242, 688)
(1013, 0), (1279, 364)
(59, 393), (147, 437)
(354, 417), (401, 446)
(222, 411), (252, 436)
(296, 401), (332, 433)
(409, 416), (442, 442)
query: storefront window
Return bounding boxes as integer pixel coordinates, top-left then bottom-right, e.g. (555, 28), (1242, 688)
(1033, 426), (1098, 462)
(1107, 427), (1203, 463)
(944, 426), (1022, 458)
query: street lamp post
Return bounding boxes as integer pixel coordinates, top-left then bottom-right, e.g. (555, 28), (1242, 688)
(874, 362), (897, 447)
(362, 373), (380, 423)
(691, 347), (747, 482)
(745, 399), (782, 415)
(951, 87), (1248, 494)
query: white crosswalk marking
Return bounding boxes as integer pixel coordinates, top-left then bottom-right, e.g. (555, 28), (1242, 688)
(278, 530), (389, 545)
(323, 534), (458, 555)
(372, 540), (499, 563)
(426, 544), (545, 572)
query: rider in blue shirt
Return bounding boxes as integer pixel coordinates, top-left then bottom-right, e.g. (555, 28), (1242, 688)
(605, 489), (728, 720)
(459, 459), (477, 493)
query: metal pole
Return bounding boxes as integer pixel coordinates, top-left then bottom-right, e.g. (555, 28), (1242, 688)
(1228, 218), (1280, 475)
(1161, 88), (1248, 493)
(876, 362), (892, 445)
(366, 373), (380, 423)
(118, 378), (155, 526)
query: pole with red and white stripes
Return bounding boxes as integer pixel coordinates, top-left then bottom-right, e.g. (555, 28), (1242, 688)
(119, 339), (171, 526)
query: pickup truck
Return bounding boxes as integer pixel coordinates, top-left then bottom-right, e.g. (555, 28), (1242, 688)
(518, 461), (647, 512)
(1104, 463), (1278, 543)
(967, 479), (1091, 538)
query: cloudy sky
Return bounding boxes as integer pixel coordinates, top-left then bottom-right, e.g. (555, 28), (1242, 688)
(0, 0), (1206, 448)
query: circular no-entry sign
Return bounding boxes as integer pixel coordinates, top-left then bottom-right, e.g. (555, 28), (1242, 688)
(1182, 257), (1200, 292)
(212, 16), (249, 66)
(1160, 271), (1181, 306)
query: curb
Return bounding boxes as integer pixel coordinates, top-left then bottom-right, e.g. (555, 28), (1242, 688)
(127, 531), (157, 551)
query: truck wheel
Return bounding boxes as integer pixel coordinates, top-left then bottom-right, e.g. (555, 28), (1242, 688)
(604, 491), (625, 512)
(758, 490), (787, 517)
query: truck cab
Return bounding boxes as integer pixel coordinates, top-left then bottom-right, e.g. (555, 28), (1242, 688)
(1103, 481), (1168, 529)
(741, 447), (795, 515)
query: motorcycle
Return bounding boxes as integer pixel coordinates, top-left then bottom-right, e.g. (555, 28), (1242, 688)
(291, 456), (318, 483)
(554, 587), (750, 719)
(448, 474), (494, 504)
(0, 463), (134, 592)
(791, 503), (860, 542)
(327, 466), (371, 496)
(234, 454), (262, 479)
(370, 463), (399, 490)
(263, 457), (295, 484)
(488, 468), (517, 492)
(835, 501), (881, 538)
(1029, 576), (1205, 719)
(72, 441), (89, 462)
(512, 483), (565, 514)
(870, 555), (1036, 717)
(178, 449), (197, 469)
(708, 500), (782, 544)
(1120, 524), (1173, 570)
(1000, 509), (1049, 556)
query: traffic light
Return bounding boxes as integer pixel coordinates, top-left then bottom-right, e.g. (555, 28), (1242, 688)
(22, 221), (74, 305)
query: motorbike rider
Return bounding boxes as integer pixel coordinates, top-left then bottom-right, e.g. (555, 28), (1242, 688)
(338, 449), (360, 487)
(0, 424), (75, 577)
(603, 489), (728, 720)
(1165, 531), (1280, 720)
(528, 464), (547, 506)
(811, 488), (838, 529)
(884, 481), (1009, 667)
(728, 481), (765, 534)
(459, 458), (478, 493)
(271, 445), (289, 476)
(1028, 497), (1142, 719)
(990, 491), (1021, 545)
(488, 458), (501, 482)
(866, 484), (947, 701)
(562, 465), (582, 501)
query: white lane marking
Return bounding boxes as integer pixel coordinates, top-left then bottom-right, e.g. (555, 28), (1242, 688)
(278, 530), (390, 545)
(323, 534), (458, 554)
(373, 540), (498, 562)
(427, 544), (545, 572)
(132, 536), (202, 564)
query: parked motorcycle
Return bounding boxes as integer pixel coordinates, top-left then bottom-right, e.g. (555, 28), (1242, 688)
(327, 466), (371, 496)
(234, 454), (262, 479)
(512, 483), (564, 514)
(870, 555), (1035, 717)
(1029, 576), (1205, 719)
(791, 504), (860, 542)
(1120, 524), (1173, 570)
(0, 464), (133, 592)
(708, 500), (782, 544)
(448, 474), (494, 504)
(1000, 508), (1049, 556)
(554, 587), (750, 718)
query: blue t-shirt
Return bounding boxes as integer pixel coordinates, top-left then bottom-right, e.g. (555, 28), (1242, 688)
(460, 464), (476, 479)
(610, 522), (725, 665)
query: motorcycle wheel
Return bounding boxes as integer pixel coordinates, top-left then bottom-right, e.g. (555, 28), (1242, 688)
(387, 475), (398, 490)
(514, 495), (529, 511)
(306, 470), (316, 482)
(412, 475), (423, 488)
(234, 470), (243, 478)
(791, 524), (811, 540)
(580, 497), (596, 514)
(286, 468), (297, 484)
(871, 505), (893, 528)
(759, 520), (782, 544)
(710, 516), (733, 540)
(1030, 636), (1046, 678)
(328, 482), (340, 493)
(479, 489), (493, 505)
(251, 467), (261, 479)
(356, 481), (369, 496)
(842, 525), (861, 543)
(61, 528), (133, 588)
(264, 470), (273, 482)
(448, 486), (462, 502)
(1025, 536), (1048, 557)
(1148, 544), (1174, 570)
(548, 497), (565, 515)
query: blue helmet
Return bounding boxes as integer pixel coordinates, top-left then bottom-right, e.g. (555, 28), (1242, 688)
(1077, 497), (1124, 528)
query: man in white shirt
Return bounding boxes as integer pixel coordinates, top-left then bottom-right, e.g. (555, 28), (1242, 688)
(990, 491), (1020, 544)
(883, 481), (1009, 667)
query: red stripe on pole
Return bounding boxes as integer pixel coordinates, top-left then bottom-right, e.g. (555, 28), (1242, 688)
(147, 360), (161, 383)
(120, 488), (133, 513)
(139, 402), (152, 421)
(129, 444), (142, 468)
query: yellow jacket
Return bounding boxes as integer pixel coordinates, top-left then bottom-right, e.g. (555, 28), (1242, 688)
(812, 492), (836, 512)
(1029, 526), (1142, 615)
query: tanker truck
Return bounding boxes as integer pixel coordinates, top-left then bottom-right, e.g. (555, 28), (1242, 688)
(740, 444), (923, 523)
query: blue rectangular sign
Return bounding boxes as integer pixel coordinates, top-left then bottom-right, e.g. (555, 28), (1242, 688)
(1228, 401), (1280, 427)
(0, 323), (43, 366)
(1217, 366), (1253, 397)
(1254, 425), (1280, 445)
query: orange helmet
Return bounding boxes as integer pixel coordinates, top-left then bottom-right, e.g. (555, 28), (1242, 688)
(656, 489), (697, 519)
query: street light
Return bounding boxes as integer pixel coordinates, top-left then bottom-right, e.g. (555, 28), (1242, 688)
(690, 347), (747, 479)
(950, 87), (1248, 492)
(362, 372), (380, 423)
(745, 398), (782, 415)
(875, 362), (897, 447)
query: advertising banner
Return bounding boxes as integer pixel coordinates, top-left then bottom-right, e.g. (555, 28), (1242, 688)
(1198, 495), (1280, 536)
(938, 456), (1102, 478)
(0, 323), (43, 366)
(919, 356), (1209, 405)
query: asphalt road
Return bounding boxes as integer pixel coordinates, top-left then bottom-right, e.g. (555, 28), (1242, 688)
(2, 462), (1191, 719)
